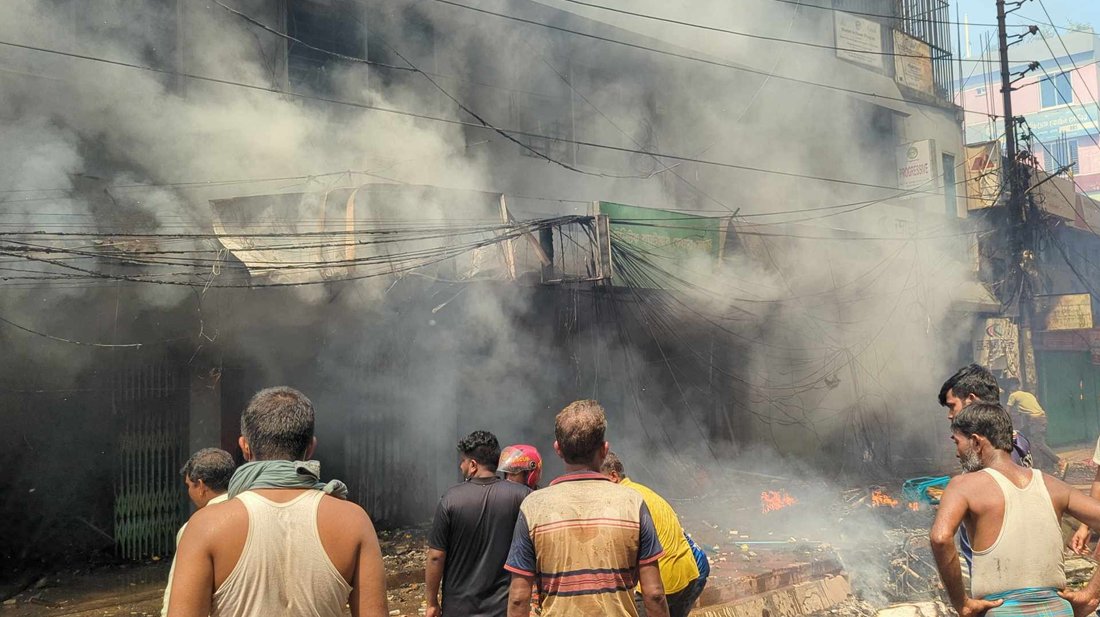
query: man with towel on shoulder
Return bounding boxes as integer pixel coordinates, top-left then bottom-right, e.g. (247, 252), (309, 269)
(167, 386), (387, 617)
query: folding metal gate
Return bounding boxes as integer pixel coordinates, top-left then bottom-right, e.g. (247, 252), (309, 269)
(113, 361), (188, 560)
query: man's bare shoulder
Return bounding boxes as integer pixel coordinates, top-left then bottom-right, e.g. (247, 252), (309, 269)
(944, 471), (992, 492)
(318, 495), (374, 526)
(180, 498), (247, 543)
(1041, 471), (1071, 496)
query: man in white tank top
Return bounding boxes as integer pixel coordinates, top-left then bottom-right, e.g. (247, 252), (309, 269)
(931, 402), (1100, 617)
(166, 387), (388, 617)
(162, 448), (235, 617)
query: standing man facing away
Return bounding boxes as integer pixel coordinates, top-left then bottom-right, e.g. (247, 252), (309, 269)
(167, 386), (387, 617)
(930, 402), (1100, 617)
(602, 452), (704, 617)
(504, 400), (670, 617)
(162, 448), (235, 617)
(425, 431), (531, 617)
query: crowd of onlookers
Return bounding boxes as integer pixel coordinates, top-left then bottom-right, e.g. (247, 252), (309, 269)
(162, 389), (705, 617)
(159, 367), (1100, 617)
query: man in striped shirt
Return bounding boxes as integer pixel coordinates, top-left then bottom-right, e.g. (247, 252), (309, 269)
(504, 400), (669, 617)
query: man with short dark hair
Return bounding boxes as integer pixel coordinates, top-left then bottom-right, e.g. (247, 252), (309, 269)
(425, 431), (530, 617)
(162, 448), (236, 617)
(180, 447), (235, 509)
(602, 452), (703, 617)
(931, 402), (1100, 617)
(167, 386), (387, 617)
(505, 400), (669, 617)
(939, 365), (1031, 466)
(938, 364), (1001, 420)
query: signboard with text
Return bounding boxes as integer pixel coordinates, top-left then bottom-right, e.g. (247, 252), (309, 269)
(974, 317), (1018, 374)
(966, 105), (1100, 145)
(896, 139), (938, 197)
(1038, 293), (1094, 331)
(835, 11), (884, 71)
(893, 31), (935, 95)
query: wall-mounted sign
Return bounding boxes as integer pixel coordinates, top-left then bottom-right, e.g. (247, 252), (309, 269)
(894, 31), (935, 95)
(965, 141), (1002, 210)
(896, 139), (938, 197)
(1038, 293), (1094, 331)
(974, 317), (1018, 373)
(835, 11), (884, 71)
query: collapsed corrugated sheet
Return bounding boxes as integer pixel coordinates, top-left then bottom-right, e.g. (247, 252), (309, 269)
(210, 184), (517, 285)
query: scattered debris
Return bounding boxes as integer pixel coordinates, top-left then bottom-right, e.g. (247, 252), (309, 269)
(874, 601), (950, 617)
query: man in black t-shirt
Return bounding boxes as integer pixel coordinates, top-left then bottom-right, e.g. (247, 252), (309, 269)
(426, 430), (531, 617)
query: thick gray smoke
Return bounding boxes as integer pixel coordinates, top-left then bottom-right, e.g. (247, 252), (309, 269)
(0, 1), (970, 593)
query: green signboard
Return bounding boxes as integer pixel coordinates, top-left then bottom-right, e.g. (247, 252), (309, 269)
(598, 201), (726, 261)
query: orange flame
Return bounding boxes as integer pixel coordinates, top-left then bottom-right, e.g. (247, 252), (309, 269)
(761, 490), (798, 513)
(870, 489), (899, 508)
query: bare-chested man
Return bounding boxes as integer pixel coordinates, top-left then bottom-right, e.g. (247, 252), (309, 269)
(167, 387), (387, 617)
(931, 402), (1100, 617)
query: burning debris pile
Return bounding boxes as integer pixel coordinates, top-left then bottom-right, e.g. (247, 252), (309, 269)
(665, 471), (951, 615)
(760, 490), (798, 514)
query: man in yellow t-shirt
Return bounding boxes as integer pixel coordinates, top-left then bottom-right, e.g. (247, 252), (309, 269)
(1003, 378), (1059, 471)
(602, 452), (704, 617)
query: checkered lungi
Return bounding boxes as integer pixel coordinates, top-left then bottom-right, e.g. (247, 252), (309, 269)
(984, 588), (1074, 617)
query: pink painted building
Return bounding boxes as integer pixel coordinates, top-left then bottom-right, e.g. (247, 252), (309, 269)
(959, 31), (1100, 196)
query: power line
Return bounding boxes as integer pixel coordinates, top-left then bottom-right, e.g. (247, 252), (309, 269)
(0, 37), (968, 199)
(555, 0), (975, 61)
(428, 0), (991, 116)
(768, 0), (1094, 37)
(220, 0), (990, 218)
(767, 0), (1005, 28)
(1016, 13), (1100, 36)
(1027, 62), (1100, 164)
(215, 0), (640, 180)
(0, 171), (350, 196)
(0, 215), (589, 288)
(1034, 0), (1100, 149)
(0, 312), (173, 348)
(505, 16), (737, 212)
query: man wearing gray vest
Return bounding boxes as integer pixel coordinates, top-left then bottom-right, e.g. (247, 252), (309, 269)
(167, 387), (387, 617)
(931, 402), (1100, 617)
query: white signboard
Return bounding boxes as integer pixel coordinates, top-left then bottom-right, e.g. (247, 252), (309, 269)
(835, 11), (884, 71)
(896, 139), (938, 197)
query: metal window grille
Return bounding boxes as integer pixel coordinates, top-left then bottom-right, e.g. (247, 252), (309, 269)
(897, 0), (955, 100)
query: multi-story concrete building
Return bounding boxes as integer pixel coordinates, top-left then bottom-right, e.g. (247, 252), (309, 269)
(0, 0), (973, 562)
(961, 30), (1100, 196)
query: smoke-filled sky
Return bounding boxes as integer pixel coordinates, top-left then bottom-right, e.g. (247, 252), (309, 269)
(0, 1), (977, 567)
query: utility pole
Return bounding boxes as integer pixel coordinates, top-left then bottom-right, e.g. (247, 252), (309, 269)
(996, 0), (1039, 391)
